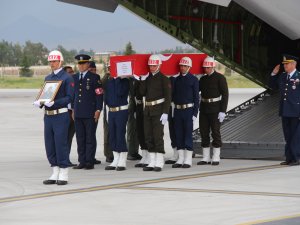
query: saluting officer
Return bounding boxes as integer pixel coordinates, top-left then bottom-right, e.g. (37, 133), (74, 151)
(269, 54), (300, 166)
(72, 54), (103, 170)
(172, 57), (199, 168)
(197, 56), (228, 166)
(33, 50), (74, 185)
(104, 74), (130, 171)
(139, 54), (171, 172)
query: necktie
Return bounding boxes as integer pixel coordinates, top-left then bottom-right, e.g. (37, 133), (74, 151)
(80, 73), (83, 82)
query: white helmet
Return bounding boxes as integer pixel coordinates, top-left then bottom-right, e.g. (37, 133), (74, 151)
(48, 50), (64, 62)
(148, 54), (162, 66)
(202, 56), (215, 67)
(179, 56), (192, 67)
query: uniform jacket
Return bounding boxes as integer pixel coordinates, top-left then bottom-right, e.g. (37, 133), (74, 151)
(173, 73), (200, 117)
(105, 77), (129, 108)
(44, 69), (74, 111)
(73, 71), (103, 118)
(269, 70), (300, 117)
(139, 72), (171, 116)
(199, 71), (229, 114)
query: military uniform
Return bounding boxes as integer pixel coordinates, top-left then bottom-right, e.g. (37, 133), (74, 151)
(269, 57), (300, 165)
(73, 62), (103, 169)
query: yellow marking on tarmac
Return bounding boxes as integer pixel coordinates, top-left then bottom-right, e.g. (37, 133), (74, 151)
(0, 164), (284, 204)
(120, 186), (300, 198)
(237, 214), (300, 225)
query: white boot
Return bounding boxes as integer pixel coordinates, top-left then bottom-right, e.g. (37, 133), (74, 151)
(143, 151), (150, 165)
(154, 153), (164, 172)
(105, 151), (120, 170)
(143, 152), (156, 171)
(172, 149), (184, 168)
(197, 147), (211, 165)
(117, 152), (127, 171)
(165, 147), (178, 164)
(183, 150), (193, 168)
(135, 150), (148, 167)
(212, 147), (221, 165)
(57, 168), (68, 185)
(43, 166), (59, 185)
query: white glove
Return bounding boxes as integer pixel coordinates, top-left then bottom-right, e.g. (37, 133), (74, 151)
(33, 100), (41, 108)
(160, 113), (168, 125)
(171, 102), (175, 118)
(218, 112), (226, 123)
(192, 116), (197, 122)
(44, 101), (54, 107)
(140, 74), (149, 81)
(133, 74), (140, 80)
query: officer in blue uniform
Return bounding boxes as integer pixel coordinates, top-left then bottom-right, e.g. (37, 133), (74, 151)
(172, 57), (199, 168)
(33, 50), (74, 185)
(269, 54), (300, 166)
(105, 75), (130, 171)
(72, 54), (103, 170)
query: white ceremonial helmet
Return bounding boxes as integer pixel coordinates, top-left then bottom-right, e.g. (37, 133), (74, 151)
(48, 50), (64, 62)
(148, 54), (162, 66)
(202, 56), (216, 67)
(179, 56), (192, 67)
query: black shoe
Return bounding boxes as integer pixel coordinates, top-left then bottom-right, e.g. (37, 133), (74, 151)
(197, 161), (210, 165)
(153, 167), (162, 172)
(116, 166), (126, 171)
(135, 163), (146, 168)
(127, 154), (142, 161)
(280, 161), (290, 165)
(57, 180), (68, 185)
(73, 164), (85, 169)
(106, 157), (114, 163)
(165, 159), (176, 164)
(94, 159), (101, 165)
(85, 164), (94, 170)
(105, 166), (116, 170)
(43, 179), (56, 185)
(182, 164), (191, 168)
(143, 166), (154, 171)
(68, 163), (77, 167)
(289, 161), (300, 166)
(172, 163), (182, 168)
(211, 161), (220, 166)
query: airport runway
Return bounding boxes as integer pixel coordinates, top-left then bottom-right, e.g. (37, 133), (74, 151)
(1, 88), (300, 225)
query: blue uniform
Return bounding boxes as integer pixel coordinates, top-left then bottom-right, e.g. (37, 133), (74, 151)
(105, 77), (130, 152)
(270, 70), (300, 163)
(44, 69), (74, 168)
(73, 71), (103, 166)
(173, 73), (199, 150)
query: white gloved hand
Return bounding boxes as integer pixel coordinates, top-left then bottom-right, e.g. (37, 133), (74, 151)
(218, 112), (226, 123)
(192, 116), (197, 122)
(133, 74), (140, 81)
(160, 113), (168, 125)
(44, 101), (54, 107)
(140, 74), (149, 81)
(33, 100), (41, 108)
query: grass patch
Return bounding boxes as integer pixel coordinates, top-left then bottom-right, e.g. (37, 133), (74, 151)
(0, 76), (45, 89)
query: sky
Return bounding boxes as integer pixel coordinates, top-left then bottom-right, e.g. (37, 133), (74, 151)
(0, 0), (190, 53)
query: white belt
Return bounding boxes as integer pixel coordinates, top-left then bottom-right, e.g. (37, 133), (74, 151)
(175, 103), (194, 109)
(145, 98), (165, 106)
(201, 96), (222, 103)
(109, 105), (129, 112)
(45, 108), (68, 115)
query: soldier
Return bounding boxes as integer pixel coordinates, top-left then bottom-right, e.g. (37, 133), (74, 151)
(33, 50), (74, 185)
(269, 54), (300, 166)
(139, 54), (171, 172)
(197, 56), (228, 166)
(104, 75), (130, 171)
(72, 54), (103, 170)
(172, 57), (199, 168)
(101, 62), (114, 163)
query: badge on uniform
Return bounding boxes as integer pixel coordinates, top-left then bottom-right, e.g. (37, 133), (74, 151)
(86, 78), (90, 90)
(290, 78), (299, 90)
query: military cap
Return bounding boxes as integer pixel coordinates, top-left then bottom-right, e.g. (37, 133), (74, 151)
(75, 54), (91, 64)
(89, 61), (96, 68)
(282, 54), (299, 64)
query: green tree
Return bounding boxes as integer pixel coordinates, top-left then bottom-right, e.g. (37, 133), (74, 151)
(124, 42), (135, 55)
(23, 41), (48, 65)
(19, 55), (33, 77)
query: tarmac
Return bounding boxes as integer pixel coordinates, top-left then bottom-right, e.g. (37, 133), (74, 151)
(0, 88), (300, 225)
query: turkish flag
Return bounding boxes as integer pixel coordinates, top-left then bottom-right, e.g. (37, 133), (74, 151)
(110, 53), (207, 77)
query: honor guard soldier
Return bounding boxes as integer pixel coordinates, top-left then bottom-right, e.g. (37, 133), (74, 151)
(139, 54), (172, 172)
(72, 54), (103, 170)
(269, 54), (300, 166)
(172, 57), (199, 168)
(104, 75), (130, 171)
(33, 50), (74, 185)
(197, 56), (228, 166)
